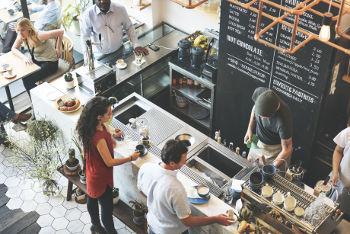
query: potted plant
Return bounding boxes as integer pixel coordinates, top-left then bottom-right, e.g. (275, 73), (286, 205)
(75, 188), (86, 203)
(112, 187), (119, 204)
(6, 119), (67, 196)
(72, 133), (86, 184)
(65, 148), (79, 171)
(129, 200), (148, 225)
(62, 0), (89, 35)
(64, 72), (74, 89)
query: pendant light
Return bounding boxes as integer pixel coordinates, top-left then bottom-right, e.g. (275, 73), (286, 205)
(319, 0), (333, 42)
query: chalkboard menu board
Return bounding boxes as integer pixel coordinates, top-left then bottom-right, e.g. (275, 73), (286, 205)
(215, 0), (336, 167)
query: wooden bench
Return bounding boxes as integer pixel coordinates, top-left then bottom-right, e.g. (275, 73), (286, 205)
(58, 167), (147, 234)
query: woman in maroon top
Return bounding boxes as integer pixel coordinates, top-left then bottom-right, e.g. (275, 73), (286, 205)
(76, 96), (139, 234)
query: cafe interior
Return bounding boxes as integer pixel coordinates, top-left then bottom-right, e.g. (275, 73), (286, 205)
(0, 0), (350, 233)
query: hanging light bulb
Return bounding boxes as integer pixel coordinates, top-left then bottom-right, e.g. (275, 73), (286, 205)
(319, 12), (333, 41)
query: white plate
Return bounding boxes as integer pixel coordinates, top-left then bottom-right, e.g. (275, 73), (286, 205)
(3, 71), (16, 79)
(117, 62), (127, 69)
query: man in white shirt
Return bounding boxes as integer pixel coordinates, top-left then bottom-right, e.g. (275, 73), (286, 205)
(331, 127), (350, 219)
(80, 0), (148, 63)
(137, 140), (234, 234)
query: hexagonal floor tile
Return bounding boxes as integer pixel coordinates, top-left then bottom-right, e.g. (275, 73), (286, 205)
(67, 219), (84, 233)
(77, 203), (88, 212)
(34, 192), (50, 204)
(113, 216), (126, 229)
(116, 227), (132, 234)
(82, 224), (91, 233)
(20, 189), (36, 201)
(56, 230), (70, 234)
(35, 203), (53, 215)
(66, 207), (82, 221)
(50, 204), (67, 218)
(48, 195), (64, 207)
(6, 197), (23, 210)
(38, 226), (55, 234)
(6, 186), (22, 198)
(0, 162), (5, 173)
(80, 211), (91, 224)
(19, 178), (35, 190)
(4, 176), (20, 187)
(0, 174), (6, 184)
(52, 216), (69, 230)
(32, 181), (43, 193)
(37, 214), (54, 227)
(62, 199), (78, 209)
(58, 175), (68, 187)
(21, 200), (38, 212)
(3, 167), (17, 177)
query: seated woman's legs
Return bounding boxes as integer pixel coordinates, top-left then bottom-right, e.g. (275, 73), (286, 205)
(23, 60), (58, 92)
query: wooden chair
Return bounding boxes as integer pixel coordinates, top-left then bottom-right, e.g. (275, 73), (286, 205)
(40, 34), (74, 83)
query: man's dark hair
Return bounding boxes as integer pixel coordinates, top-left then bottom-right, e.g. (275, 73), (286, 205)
(161, 140), (188, 164)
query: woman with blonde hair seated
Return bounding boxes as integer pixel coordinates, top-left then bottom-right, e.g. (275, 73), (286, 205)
(11, 18), (64, 93)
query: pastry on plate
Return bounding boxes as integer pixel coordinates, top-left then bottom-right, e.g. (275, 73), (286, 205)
(57, 96), (80, 112)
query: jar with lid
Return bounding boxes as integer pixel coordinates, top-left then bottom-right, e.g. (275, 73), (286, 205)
(178, 39), (191, 62)
(136, 118), (149, 137)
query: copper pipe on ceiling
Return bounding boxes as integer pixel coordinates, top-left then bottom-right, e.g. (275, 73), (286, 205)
(170, 0), (208, 9)
(226, 0), (350, 55)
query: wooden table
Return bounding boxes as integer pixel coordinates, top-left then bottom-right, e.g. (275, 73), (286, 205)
(0, 52), (40, 110)
(58, 167), (147, 234)
(0, 1), (40, 24)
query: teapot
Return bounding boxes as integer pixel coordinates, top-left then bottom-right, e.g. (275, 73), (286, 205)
(284, 192), (296, 212)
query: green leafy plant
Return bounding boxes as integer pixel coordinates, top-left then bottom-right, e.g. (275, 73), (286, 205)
(72, 133), (85, 173)
(6, 119), (67, 196)
(62, 0), (89, 29)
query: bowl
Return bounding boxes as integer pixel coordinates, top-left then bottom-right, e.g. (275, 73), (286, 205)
(272, 192), (285, 205)
(135, 144), (147, 157)
(294, 207), (304, 217)
(197, 185), (210, 198)
(175, 133), (195, 147)
(261, 184), (273, 198)
(262, 165), (276, 180)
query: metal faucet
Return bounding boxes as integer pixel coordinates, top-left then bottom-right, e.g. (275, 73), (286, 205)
(86, 34), (102, 72)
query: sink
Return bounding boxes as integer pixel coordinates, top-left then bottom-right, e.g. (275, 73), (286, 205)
(197, 146), (243, 178)
(185, 145), (244, 190)
(114, 104), (146, 125)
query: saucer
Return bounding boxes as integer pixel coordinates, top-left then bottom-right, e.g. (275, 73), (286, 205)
(188, 186), (210, 205)
(117, 62), (127, 69)
(4, 71), (16, 79)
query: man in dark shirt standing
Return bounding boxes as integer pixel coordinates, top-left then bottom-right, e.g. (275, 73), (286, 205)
(244, 87), (293, 168)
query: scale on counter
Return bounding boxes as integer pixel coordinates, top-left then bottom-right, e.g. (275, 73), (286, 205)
(75, 62), (115, 96)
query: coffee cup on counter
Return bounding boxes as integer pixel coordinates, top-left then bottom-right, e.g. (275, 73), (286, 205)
(262, 165), (276, 180)
(284, 192), (296, 212)
(197, 185), (210, 198)
(272, 191), (284, 205)
(249, 171), (263, 193)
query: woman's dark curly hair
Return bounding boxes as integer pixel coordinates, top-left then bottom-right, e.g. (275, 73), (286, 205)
(75, 96), (111, 151)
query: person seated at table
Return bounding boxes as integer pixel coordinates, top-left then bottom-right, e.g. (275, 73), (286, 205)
(0, 102), (32, 147)
(2, 0), (61, 53)
(11, 18), (63, 94)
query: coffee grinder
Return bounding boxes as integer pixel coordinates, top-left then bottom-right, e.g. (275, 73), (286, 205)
(178, 39), (191, 62)
(136, 118), (151, 148)
(201, 37), (218, 83)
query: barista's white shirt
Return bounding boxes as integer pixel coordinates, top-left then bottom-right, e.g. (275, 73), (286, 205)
(137, 162), (191, 234)
(80, 2), (138, 62)
(334, 127), (350, 187)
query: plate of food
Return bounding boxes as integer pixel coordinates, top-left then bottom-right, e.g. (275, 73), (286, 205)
(56, 95), (81, 112)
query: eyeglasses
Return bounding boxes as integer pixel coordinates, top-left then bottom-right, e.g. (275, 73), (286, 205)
(108, 97), (118, 105)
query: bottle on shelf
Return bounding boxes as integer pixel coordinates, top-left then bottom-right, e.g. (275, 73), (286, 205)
(194, 80), (199, 88)
(235, 147), (240, 155)
(217, 136), (221, 144)
(223, 139), (227, 146)
(187, 78), (193, 88)
(229, 142), (234, 150)
(178, 77), (183, 85)
(214, 130), (221, 141)
(183, 76), (187, 86)
(172, 77), (177, 86)
(242, 151), (247, 158)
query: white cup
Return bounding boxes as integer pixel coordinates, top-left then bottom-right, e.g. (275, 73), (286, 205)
(284, 193), (296, 211)
(272, 192), (284, 205)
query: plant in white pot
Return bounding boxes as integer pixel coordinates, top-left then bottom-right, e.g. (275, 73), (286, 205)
(65, 148), (79, 172)
(64, 72), (74, 89)
(112, 187), (119, 204)
(62, 0), (89, 35)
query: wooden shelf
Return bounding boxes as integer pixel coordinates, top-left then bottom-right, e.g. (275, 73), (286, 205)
(117, 0), (151, 11)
